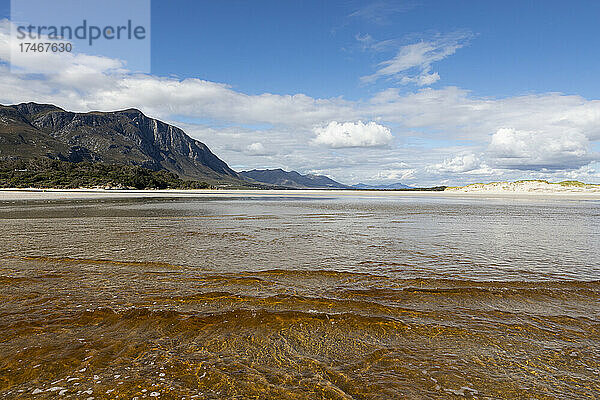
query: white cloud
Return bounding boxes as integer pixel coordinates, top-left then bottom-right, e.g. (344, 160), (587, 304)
(488, 128), (593, 170)
(361, 32), (472, 85)
(348, 1), (416, 25)
(372, 168), (416, 181)
(428, 127), (595, 177)
(401, 69), (440, 86)
(355, 33), (401, 53)
(245, 142), (272, 156)
(312, 121), (393, 148)
(366, 87), (600, 142)
(432, 153), (483, 173)
(365, 87), (600, 172)
(559, 163), (600, 182)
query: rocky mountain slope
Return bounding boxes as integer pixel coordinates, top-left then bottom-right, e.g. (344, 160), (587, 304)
(0, 102), (240, 183)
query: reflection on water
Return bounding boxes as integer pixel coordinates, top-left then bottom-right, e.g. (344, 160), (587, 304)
(0, 195), (599, 398)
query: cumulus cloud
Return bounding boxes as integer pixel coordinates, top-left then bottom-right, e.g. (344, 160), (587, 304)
(361, 32), (473, 85)
(488, 128), (593, 170)
(429, 127), (595, 177)
(432, 153), (483, 173)
(245, 142), (272, 156)
(312, 121), (393, 148)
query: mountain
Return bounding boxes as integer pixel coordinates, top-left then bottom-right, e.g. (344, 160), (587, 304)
(240, 169), (350, 189)
(0, 102), (241, 184)
(351, 182), (414, 190)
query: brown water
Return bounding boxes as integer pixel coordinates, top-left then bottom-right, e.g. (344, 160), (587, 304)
(0, 194), (599, 399)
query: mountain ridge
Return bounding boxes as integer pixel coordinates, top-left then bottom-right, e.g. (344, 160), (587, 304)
(0, 102), (240, 184)
(240, 168), (350, 189)
(351, 182), (414, 190)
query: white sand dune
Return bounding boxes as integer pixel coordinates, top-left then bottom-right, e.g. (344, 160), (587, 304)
(445, 180), (600, 194)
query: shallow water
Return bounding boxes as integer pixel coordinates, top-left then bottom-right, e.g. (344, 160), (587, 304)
(0, 194), (599, 399)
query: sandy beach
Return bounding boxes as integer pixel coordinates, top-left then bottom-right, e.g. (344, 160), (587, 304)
(1, 187), (600, 201)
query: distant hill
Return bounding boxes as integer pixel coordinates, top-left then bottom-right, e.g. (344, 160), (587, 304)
(240, 169), (350, 189)
(0, 102), (243, 185)
(351, 182), (414, 190)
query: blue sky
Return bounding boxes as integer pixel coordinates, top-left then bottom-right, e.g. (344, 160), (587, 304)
(149, 0), (600, 100)
(1, 0), (600, 185)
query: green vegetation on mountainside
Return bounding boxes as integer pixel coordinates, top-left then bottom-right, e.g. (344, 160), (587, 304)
(0, 159), (212, 189)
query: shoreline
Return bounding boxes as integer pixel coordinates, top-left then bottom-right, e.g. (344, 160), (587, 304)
(1, 188), (600, 201)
